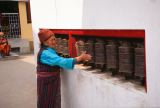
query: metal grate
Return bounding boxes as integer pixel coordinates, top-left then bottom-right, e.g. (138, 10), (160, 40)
(0, 13), (21, 38)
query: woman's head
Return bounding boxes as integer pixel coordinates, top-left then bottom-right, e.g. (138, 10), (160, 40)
(38, 29), (57, 48)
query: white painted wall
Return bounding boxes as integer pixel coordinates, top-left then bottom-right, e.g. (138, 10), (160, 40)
(30, 0), (83, 54)
(61, 67), (148, 108)
(56, 0), (83, 28)
(81, 0), (160, 107)
(30, 0), (57, 54)
(30, 0), (160, 107)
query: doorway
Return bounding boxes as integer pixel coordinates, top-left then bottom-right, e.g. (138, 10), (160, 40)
(0, 1), (21, 38)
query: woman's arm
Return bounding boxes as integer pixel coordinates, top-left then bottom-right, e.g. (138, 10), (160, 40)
(40, 49), (92, 70)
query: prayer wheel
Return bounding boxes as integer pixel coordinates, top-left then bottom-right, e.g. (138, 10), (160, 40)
(119, 41), (134, 79)
(134, 42), (145, 84)
(105, 39), (118, 75)
(61, 39), (69, 57)
(55, 38), (63, 56)
(94, 38), (106, 71)
(75, 39), (85, 56)
(84, 39), (95, 66)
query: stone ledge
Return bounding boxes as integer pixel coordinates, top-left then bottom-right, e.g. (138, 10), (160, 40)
(74, 64), (145, 93)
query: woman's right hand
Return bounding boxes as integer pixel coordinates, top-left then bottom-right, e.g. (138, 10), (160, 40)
(75, 51), (92, 62)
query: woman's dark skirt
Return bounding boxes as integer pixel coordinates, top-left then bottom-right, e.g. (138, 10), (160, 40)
(37, 73), (61, 108)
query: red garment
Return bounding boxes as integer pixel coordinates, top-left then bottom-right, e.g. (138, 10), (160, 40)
(37, 72), (61, 108)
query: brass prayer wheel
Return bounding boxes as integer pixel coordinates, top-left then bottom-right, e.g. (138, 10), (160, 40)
(84, 39), (95, 64)
(134, 42), (145, 84)
(119, 41), (134, 79)
(105, 39), (118, 75)
(75, 39), (85, 56)
(94, 38), (106, 71)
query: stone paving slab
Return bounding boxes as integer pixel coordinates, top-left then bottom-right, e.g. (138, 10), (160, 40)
(0, 54), (36, 108)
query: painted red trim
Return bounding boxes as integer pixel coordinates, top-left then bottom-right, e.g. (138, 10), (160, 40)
(50, 29), (145, 38)
(144, 32), (147, 92)
(68, 32), (76, 57)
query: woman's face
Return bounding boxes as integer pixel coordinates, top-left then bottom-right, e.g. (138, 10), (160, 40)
(44, 35), (57, 48)
(0, 32), (4, 36)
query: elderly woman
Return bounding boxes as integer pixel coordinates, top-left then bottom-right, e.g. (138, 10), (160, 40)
(37, 29), (91, 108)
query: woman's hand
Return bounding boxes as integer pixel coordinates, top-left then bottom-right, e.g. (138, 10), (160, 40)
(75, 51), (92, 62)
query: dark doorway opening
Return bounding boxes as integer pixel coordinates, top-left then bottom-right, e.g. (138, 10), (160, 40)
(0, 1), (18, 13)
(0, 1), (21, 38)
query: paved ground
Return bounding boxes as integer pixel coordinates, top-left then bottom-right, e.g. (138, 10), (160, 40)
(0, 54), (36, 108)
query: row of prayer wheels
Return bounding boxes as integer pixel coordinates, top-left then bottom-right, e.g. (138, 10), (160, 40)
(75, 37), (145, 85)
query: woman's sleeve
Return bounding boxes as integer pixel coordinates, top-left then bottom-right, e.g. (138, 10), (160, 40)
(40, 50), (76, 69)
